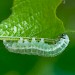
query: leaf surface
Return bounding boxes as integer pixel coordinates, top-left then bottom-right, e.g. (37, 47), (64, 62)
(0, 0), (65, 39)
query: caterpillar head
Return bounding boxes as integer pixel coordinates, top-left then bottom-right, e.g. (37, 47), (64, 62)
(60, 34), (70, 43)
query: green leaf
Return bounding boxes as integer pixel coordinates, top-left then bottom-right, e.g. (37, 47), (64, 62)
(0, 0), (65, 39)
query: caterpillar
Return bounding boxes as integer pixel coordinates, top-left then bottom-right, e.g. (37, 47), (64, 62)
(3, 34), (69, 57)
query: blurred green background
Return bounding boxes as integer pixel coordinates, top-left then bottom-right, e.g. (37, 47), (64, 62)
(0, 0), (75, 75)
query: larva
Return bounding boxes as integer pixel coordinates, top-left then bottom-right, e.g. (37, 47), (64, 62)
(3, 34), (69, 57)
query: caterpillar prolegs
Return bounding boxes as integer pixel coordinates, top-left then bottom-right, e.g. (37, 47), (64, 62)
(3, 34), (69, 57)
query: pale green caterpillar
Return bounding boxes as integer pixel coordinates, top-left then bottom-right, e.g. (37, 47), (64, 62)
(3, 34), (69, 57)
